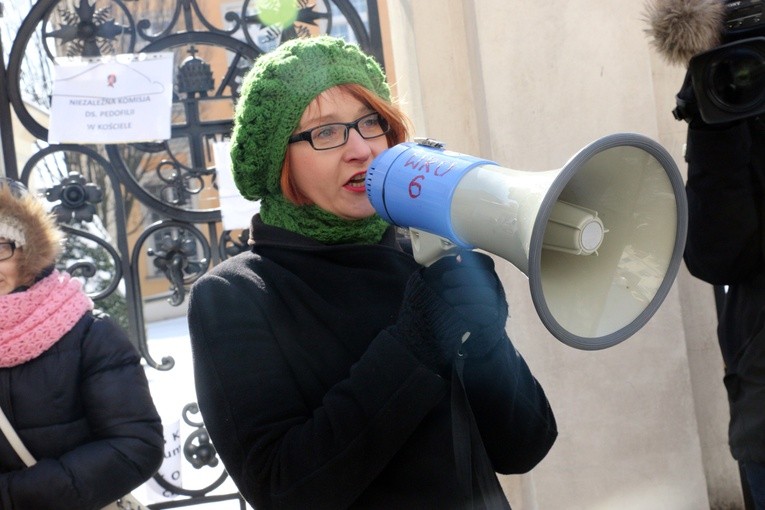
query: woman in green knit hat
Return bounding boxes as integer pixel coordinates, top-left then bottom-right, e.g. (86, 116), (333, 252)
(188, 35), (556, 509)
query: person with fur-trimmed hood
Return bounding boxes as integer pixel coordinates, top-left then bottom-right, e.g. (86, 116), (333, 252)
(0, 178), (164, 509)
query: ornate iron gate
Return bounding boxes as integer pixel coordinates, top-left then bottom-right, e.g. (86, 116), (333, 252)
(0, 1), (384, 507)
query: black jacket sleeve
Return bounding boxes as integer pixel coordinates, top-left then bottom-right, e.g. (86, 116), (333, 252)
(395, 258), (557, 475)
(462, 336), (557, 474)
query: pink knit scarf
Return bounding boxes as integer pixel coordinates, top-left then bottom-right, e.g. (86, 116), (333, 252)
(0, 270), (93, 368)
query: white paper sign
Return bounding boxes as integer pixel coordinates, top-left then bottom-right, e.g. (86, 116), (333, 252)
(49, 52), (173, 144)
(213, 140), (259, 231)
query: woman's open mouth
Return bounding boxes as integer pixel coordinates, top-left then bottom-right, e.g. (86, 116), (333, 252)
(344, 172), (367, 192)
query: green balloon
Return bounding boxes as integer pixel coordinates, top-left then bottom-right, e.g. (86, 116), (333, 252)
(258, 1), (298, 28)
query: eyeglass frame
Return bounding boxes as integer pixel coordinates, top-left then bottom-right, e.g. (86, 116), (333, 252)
(287, 112), (390, 151)
(0, 241), (16, 262)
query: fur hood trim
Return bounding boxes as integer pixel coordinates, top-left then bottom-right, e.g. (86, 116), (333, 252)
(0, 186), (62, 286)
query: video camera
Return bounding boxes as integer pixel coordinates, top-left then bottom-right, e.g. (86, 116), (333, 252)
(679, 0), (765, 123)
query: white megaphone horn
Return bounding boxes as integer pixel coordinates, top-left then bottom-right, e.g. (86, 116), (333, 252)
(366, 133), (688, 351)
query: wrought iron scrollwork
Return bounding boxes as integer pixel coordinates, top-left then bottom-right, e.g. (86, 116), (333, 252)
(182, 404), (219, 470)
(219, 228), (250, 261)
(46, 171), (104, 223)
(149, 403), (233, 502)
(20, 145), (132, 323)
(145, 222), (209, 306)
(137, 0), (242, 41)
(155, 158), (207, 207)
(48, 0), (136, 57)
(58, 224), (124, 301)
(130, 220), (209, 370)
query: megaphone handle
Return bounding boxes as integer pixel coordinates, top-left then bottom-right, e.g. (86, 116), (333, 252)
(410, 228), (461, 266)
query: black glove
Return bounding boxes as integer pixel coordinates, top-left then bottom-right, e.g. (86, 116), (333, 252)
(393, 251), (509, 377)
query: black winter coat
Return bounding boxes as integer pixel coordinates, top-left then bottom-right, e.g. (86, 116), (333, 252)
(684, 117), (765, 462)
(0, 312), (164, 510)
(189, 217), (557, 509)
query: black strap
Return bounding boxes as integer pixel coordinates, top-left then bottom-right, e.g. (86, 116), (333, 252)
(451, 355), (512, 509)
(452, 355), (473, 502)
(0, 370), (23, 467)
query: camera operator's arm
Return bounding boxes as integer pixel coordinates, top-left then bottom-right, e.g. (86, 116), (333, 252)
(684, 119), (765, 284)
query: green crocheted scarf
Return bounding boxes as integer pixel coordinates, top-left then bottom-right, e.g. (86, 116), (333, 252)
(260, 194), (389, 245)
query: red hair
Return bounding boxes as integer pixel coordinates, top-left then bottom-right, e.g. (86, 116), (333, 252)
(280, 83), (412, 205)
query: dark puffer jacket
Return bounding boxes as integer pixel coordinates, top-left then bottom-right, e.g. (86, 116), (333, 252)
(0, 312), (164, 510)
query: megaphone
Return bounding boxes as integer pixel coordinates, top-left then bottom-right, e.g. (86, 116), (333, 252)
(366, 133), (688, 351)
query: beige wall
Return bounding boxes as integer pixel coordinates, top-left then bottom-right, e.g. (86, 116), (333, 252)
(383, 1), (742, 508)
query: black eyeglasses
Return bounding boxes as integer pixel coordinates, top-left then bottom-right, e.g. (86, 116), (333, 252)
(288, 112), (390, 151)
(0, 241), (16, 262)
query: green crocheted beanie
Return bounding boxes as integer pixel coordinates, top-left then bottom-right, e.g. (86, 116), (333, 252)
(229, 36), (391, 244)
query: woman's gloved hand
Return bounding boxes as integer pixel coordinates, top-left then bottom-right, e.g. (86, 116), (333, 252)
(392, 251), (509, 377)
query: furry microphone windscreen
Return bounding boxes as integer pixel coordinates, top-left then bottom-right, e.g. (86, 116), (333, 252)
(644, 0), (726, 65)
